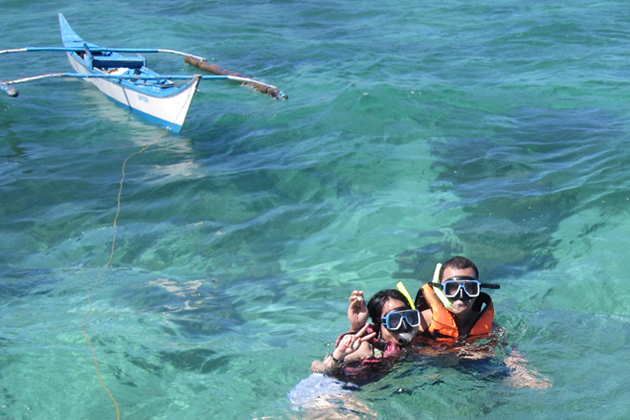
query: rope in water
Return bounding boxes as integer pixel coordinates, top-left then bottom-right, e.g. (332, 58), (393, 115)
(81, 130), (168, 420)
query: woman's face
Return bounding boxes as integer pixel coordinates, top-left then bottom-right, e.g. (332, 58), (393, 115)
(379, 298), (416, 346)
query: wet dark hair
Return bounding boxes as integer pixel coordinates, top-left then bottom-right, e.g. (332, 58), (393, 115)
(367, 289), (410, 327)
(439, 256), (479, 280)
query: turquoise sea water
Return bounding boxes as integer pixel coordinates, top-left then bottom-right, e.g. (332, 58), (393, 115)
(2, 0), (630, 418)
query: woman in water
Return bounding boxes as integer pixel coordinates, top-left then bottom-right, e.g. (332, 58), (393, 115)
(289, 289), (420, 418)
(310, 289), (420, 378)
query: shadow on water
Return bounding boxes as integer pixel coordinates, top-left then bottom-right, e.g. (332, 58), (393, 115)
(392, 106), (630, 282)
(0, 130), (28, 160)
(123, 347), (230, 378)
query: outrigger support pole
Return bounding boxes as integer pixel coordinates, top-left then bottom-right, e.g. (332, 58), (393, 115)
(184, 56), (287, 100)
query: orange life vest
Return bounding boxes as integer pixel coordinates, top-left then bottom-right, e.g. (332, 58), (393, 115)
(420, 283), (494, 339)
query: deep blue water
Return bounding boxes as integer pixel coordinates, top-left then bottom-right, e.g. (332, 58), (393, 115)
(2, 0), (630, 419)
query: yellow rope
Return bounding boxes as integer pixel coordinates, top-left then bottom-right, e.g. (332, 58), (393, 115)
(81, 130), (168, 420)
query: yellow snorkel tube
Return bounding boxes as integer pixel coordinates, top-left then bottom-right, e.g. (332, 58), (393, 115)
(430, 263), (454, 310)
(397, 263), (455, 311)
(396, 281), (416, 310)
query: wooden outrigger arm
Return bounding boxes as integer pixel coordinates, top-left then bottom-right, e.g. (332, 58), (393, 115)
(184, 56), (286, 100)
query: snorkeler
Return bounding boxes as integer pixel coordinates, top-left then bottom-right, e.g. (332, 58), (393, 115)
(293, 290), (415, 419)
(414, 256), (498, 340)
(293, 290), (419, 418)
(311, 289), (419, 376)
(411, 256), (551, 388)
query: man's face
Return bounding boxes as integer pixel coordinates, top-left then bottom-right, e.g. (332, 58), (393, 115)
(441, 266), (478, 316)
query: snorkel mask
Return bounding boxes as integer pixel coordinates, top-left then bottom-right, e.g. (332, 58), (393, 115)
(381, 307), (420, 346)
(434, 277), (481, 300)
(430, 263), (500, 308)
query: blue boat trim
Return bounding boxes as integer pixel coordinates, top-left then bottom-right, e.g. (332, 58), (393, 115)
(119, 101), (183, 133)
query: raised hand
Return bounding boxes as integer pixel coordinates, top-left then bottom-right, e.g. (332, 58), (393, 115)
(348, 290), (369, 330)
(332, 322), (377, 362)
(310, 322), (378, 373)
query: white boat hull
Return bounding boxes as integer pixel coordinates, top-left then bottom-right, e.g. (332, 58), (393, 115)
(65, 52), (200, 132)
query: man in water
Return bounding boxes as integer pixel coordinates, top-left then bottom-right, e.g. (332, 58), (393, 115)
(415, 256), (551, 388)
(414, 256), (495, 340)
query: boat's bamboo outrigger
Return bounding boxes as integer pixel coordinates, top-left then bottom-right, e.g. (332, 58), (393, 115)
(2, 72), (282, 92)
(0, 46), (287, 100)
(0, 14), (287, 131)
(183, 56), (286, 100)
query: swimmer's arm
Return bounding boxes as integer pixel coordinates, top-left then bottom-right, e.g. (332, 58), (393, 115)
(311, 341), (372, 373)
(310, 323), (376, 373)
(504, 348), (552, 389)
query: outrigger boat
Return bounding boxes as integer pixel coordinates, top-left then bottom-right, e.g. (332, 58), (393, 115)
(0, 14), (286, 132)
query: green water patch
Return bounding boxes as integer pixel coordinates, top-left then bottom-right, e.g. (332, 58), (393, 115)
(393, 105), (630, 281)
